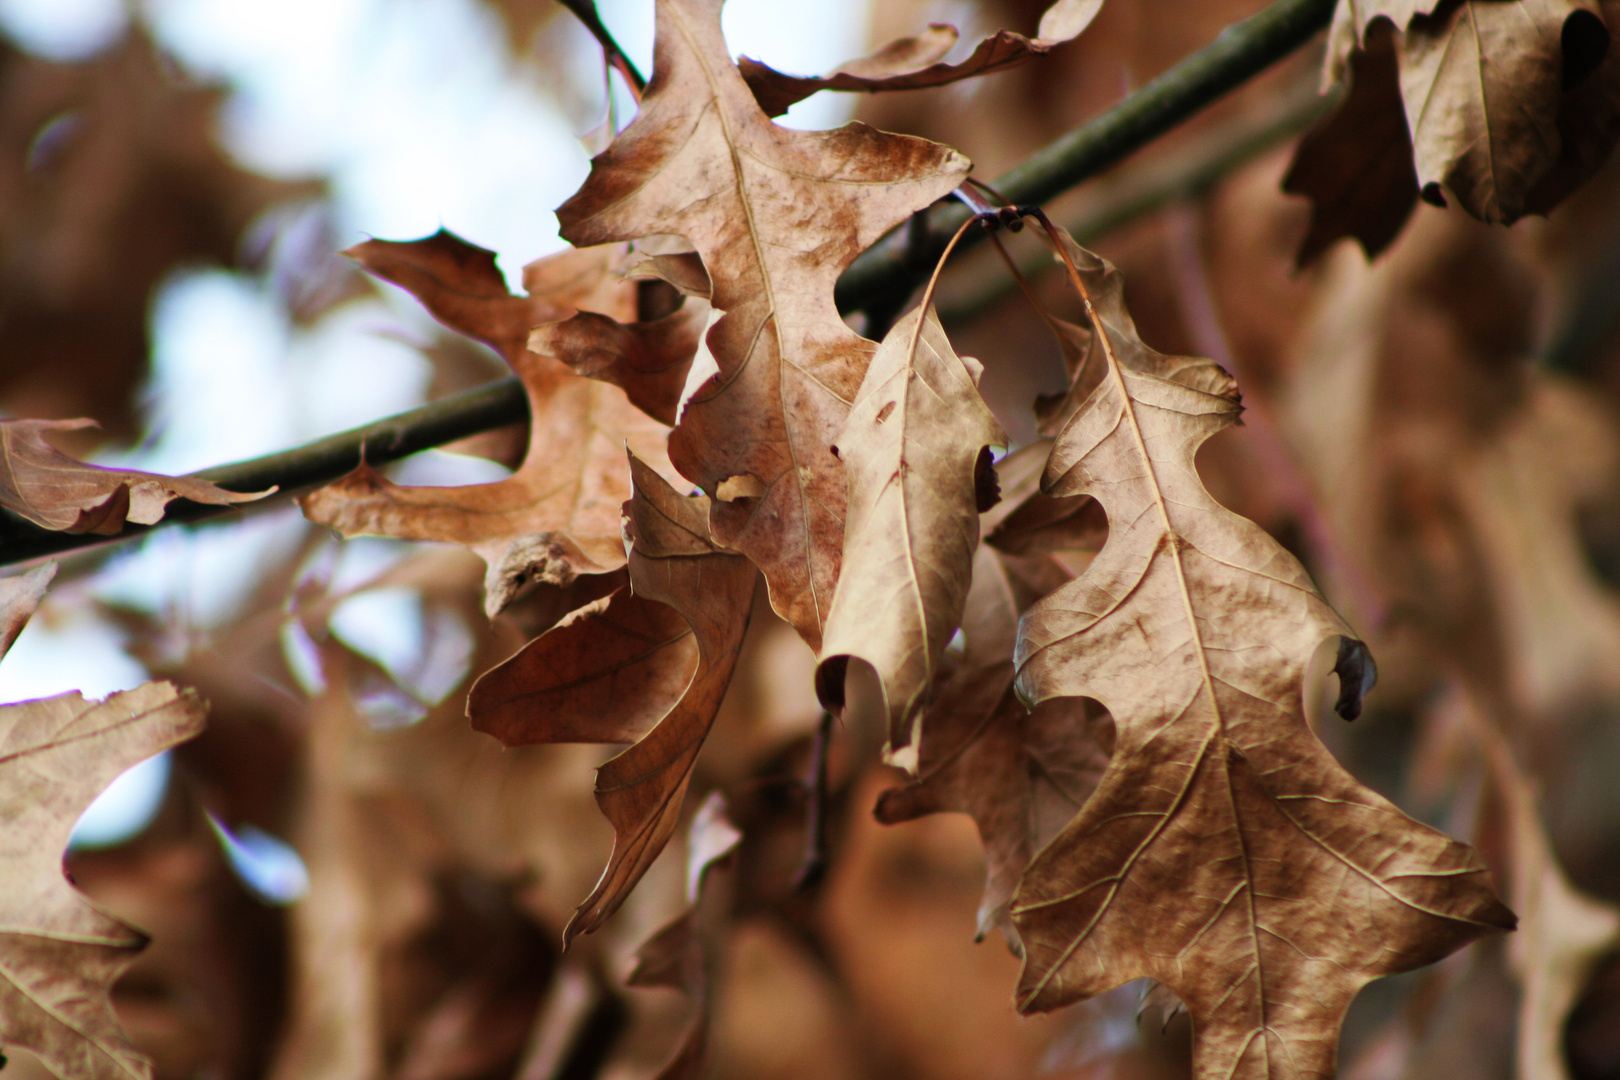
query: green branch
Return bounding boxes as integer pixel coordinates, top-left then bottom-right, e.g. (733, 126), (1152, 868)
(0, 0), (1337, 568)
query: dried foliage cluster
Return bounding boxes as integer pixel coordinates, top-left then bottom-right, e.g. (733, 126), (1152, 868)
(5, 1), (1620, 1079)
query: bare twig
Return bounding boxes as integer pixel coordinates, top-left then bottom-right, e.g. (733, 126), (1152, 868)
(793, 710), (835, 891)
(556, 0), (647, 97)
(0, 0), (1336, 568)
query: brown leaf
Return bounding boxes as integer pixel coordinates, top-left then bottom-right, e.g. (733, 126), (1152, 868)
(814, 305), (1007, 765)
(301, 240), (684, 616)
(0, 562), (54, 657)
(624, 791), (741, 1080)
(344, 230), (633, 363)
(738, 0), (1104, 118)
(1283, 20), (1418, 266)
(527, 298), (709, 427)
(1328, 0), (1616, 224)
(470, 455), (754, 943)
(1009, 228), (1515, 1078)
(0, 418), (271, 535)
(874, 544), (1109, 943)
(556, 0), (970, 649)
(469, 588), (697, 746)
(0, 594), (208, 1080)
(981, 439), (1107, 560)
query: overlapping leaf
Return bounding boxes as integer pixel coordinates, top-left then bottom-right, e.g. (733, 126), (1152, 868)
(0, 572), (208, 1080)
(874, 544), (1109, 943)
(555, 0), (970, 649)
(814, 305), (1006, 765)
(468, 454), (755, 942)
(0, 418), (270, 534)
(1282, 21), (1418, 265)
(300, 232), (694, 615)
(738, 0), (1104, 118)
(1319, 0), (1616, 227)
(1009, 227), (1515, 1079)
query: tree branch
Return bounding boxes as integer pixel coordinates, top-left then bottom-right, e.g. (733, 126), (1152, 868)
(0, 377), (529, 564)
(0, 0), (1336, 568)
(834, 0), (1335, 320)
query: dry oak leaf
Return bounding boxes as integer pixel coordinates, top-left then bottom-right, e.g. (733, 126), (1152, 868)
(1282, 20), (1419, 266)
(814, 305), (1007, 767)
(0, 418), (269, 535)
(875, 544), (1109, 944)
(527, 299), (708, 428)
(342, 230), (633, 363)
(555, 0), (970, 650)
(468, 454), (755, 943)
(1009, 230), (1515, 1080)
(301, 235), (688, 616)
(1327, 0), (1616, 224)
(0, 608), (207, 1080)
(738, 0), (1104, 118)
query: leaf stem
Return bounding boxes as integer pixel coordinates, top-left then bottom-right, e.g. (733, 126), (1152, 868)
(833, 0), (1336, 317)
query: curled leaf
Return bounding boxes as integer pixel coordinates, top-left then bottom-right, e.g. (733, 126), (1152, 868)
(302, 239), (684, 616)
(739, 0), (1104, 118)
(468, 454), (754, 943)
(0, 419), (270, 535)
(815, 305), (1006, 766)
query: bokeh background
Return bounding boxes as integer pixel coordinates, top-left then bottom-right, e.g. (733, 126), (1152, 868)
(5, 0), (1620, 1078)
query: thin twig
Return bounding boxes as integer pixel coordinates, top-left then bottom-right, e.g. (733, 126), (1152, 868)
(793, 710), (835, 891)
(936, 69), (1332, 324)
(833, 0), (1336, 317)
(0, 0), (1336, 568)
(0, 377), (529, 565)
(556, 0), (647, 97)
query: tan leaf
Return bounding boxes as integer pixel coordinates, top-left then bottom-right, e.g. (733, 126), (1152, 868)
(0, 418), (271, 535)
(0, 593), (208, 1080)
(1282, 21), (1418, 266)
(556, 0), (970, 650)
(1009, 227), (1515, 1079)
(527, 298), (709, 427)
(301, 240), (684, 617)
(1327, 0), (1615, 224)
(814, 305), (1006, 765)
(874, 544), (1109, 943)
(470, 455), (754, 943)
(624, 791), (740, 1080)
(738, 0), (1104, 118)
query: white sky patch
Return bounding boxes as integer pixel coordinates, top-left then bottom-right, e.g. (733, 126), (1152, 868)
(71, 753), (172, 849)
(209, 815), (311, 904)
(0, 0), (126, 59)
(146, 0), (587, 274)
(0, 604), (148, 704)
(597, 0), (870, 131)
